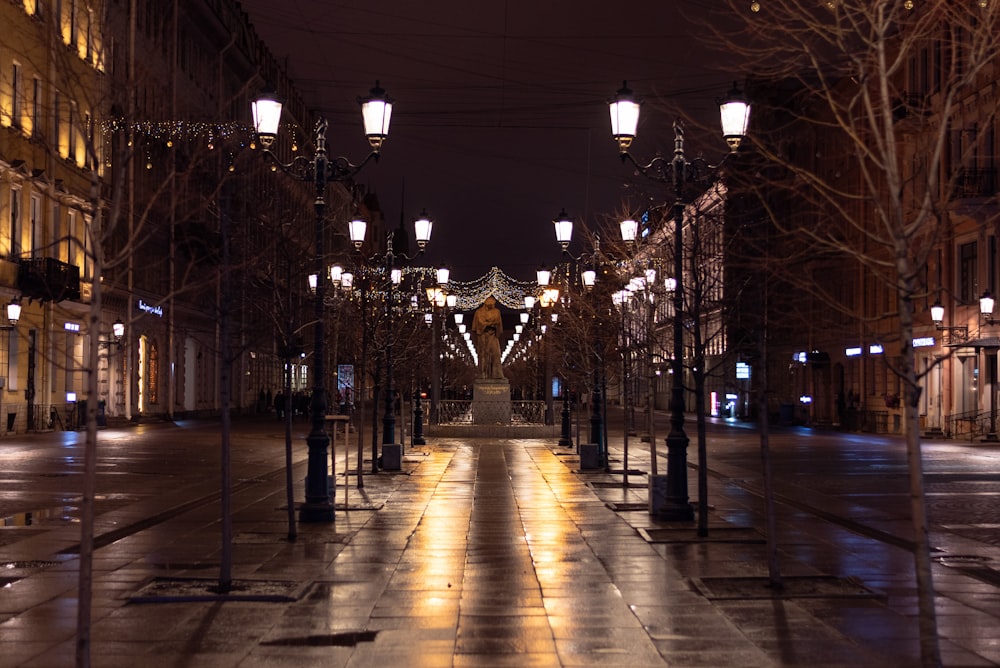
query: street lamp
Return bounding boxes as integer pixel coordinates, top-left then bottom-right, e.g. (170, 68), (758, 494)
(609, 80), (749, 521)
(981, 291), (995, 325)
(549, 211), (607, 465)
(620, 218), (639, 245)
(416, 265), (450, 444)
(930, 300), (969, 342)
(553, 209), (574, 252)
(976, 292), (1000, 442)
(351, 215), (433, 470)
(426, 267), (451, 430)
(349, 217), (368, 251)
(252, 81), (392, 523)
(6, 298), (21, 326)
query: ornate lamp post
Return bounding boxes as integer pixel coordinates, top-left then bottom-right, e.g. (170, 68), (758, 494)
(979, 292), (1000, 442)
(609, 80), (750, 520)
(550, 210), (607, 465)
(349, 210), (433, 470)
(415, 265), (450, 445)
(252, 81), (392, 522)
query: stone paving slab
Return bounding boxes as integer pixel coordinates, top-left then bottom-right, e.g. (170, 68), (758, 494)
(0, 418), (998, 665)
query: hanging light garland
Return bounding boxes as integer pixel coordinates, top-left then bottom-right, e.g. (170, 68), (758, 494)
(98, 120), (305, 171)
(99, 119), (272, 145)
(445, 266), (540, 310)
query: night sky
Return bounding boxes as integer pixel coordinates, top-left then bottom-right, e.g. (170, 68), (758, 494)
(238, 0), (740, 281)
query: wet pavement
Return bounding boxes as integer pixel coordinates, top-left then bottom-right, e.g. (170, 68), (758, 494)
(0, 414), (999, 666)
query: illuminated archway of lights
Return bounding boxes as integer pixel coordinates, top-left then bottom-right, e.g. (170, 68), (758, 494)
(417, 267), (543, 365)
(446, 267), (539, 310)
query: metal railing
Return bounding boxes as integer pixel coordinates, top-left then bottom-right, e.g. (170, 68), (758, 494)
(857, 409), (889, 434)
(436, 399), (546, 425)
(512, 400), (545, 424)
(437, 400), (473, 424)
(945, 409), (992, 440)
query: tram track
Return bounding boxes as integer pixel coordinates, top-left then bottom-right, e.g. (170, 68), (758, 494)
(56, 463), (292, 555)
(695, 461), (920, 552)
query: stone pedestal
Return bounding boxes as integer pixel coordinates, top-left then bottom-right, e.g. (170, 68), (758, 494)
(472, 379), (511, 425)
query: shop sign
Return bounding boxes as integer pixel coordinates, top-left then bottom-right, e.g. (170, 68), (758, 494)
(138, 300), (164, 317)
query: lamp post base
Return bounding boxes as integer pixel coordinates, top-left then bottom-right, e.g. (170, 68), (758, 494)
(301, 429), (334, 523)
(648, 474), (695, 519)
(655, 502), (694, 522)
(299, 502), (335, 523)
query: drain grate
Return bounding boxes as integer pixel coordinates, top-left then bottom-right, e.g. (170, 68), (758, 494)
(146, 562), (217, 571)
(1, 560), (60, 570)
(590, 481), (646, 489)
(695, 575), (881, 600)
(129, 577), (303, 603)
(932, 554), (992, 566)
(638, 526), (764, 544)
(260, 631), (378, 647)
(606, 502), (648, 512)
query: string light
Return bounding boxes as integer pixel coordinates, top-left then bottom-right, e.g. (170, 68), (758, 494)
(98, 119), (306, 155)
(444, 266), (540, 310)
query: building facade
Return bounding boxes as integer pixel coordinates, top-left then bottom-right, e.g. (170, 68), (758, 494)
(0, 0), (324, 430)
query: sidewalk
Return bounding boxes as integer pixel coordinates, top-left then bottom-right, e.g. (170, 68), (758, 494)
(0, 416), (996, 666)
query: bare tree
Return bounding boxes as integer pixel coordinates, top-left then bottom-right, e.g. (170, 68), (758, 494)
(698, 2), (1000, 664)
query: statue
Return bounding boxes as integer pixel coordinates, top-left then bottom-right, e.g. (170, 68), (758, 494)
(471, 296), (505, 379)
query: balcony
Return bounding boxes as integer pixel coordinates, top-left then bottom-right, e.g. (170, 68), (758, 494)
(17, 258), (81, 302)
(952, 168), (997, 200)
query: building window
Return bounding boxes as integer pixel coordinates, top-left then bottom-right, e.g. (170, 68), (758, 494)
(82, 214), (91, 279)
(67, 209), (79, 267)
(31, 77), (41, 138)
(69, 0), (78, 49)
(67, 103), (76, 162)
(959, 241), (978, 304)
(9, 186), (21, 258)
(51, 201), (61, 262)
(11, 63), (22, 129)
(53, 91), (61, 156)
(991, 236), (998, 297)
(0, 330), (9, 392)
(29, 194), (40, 258)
